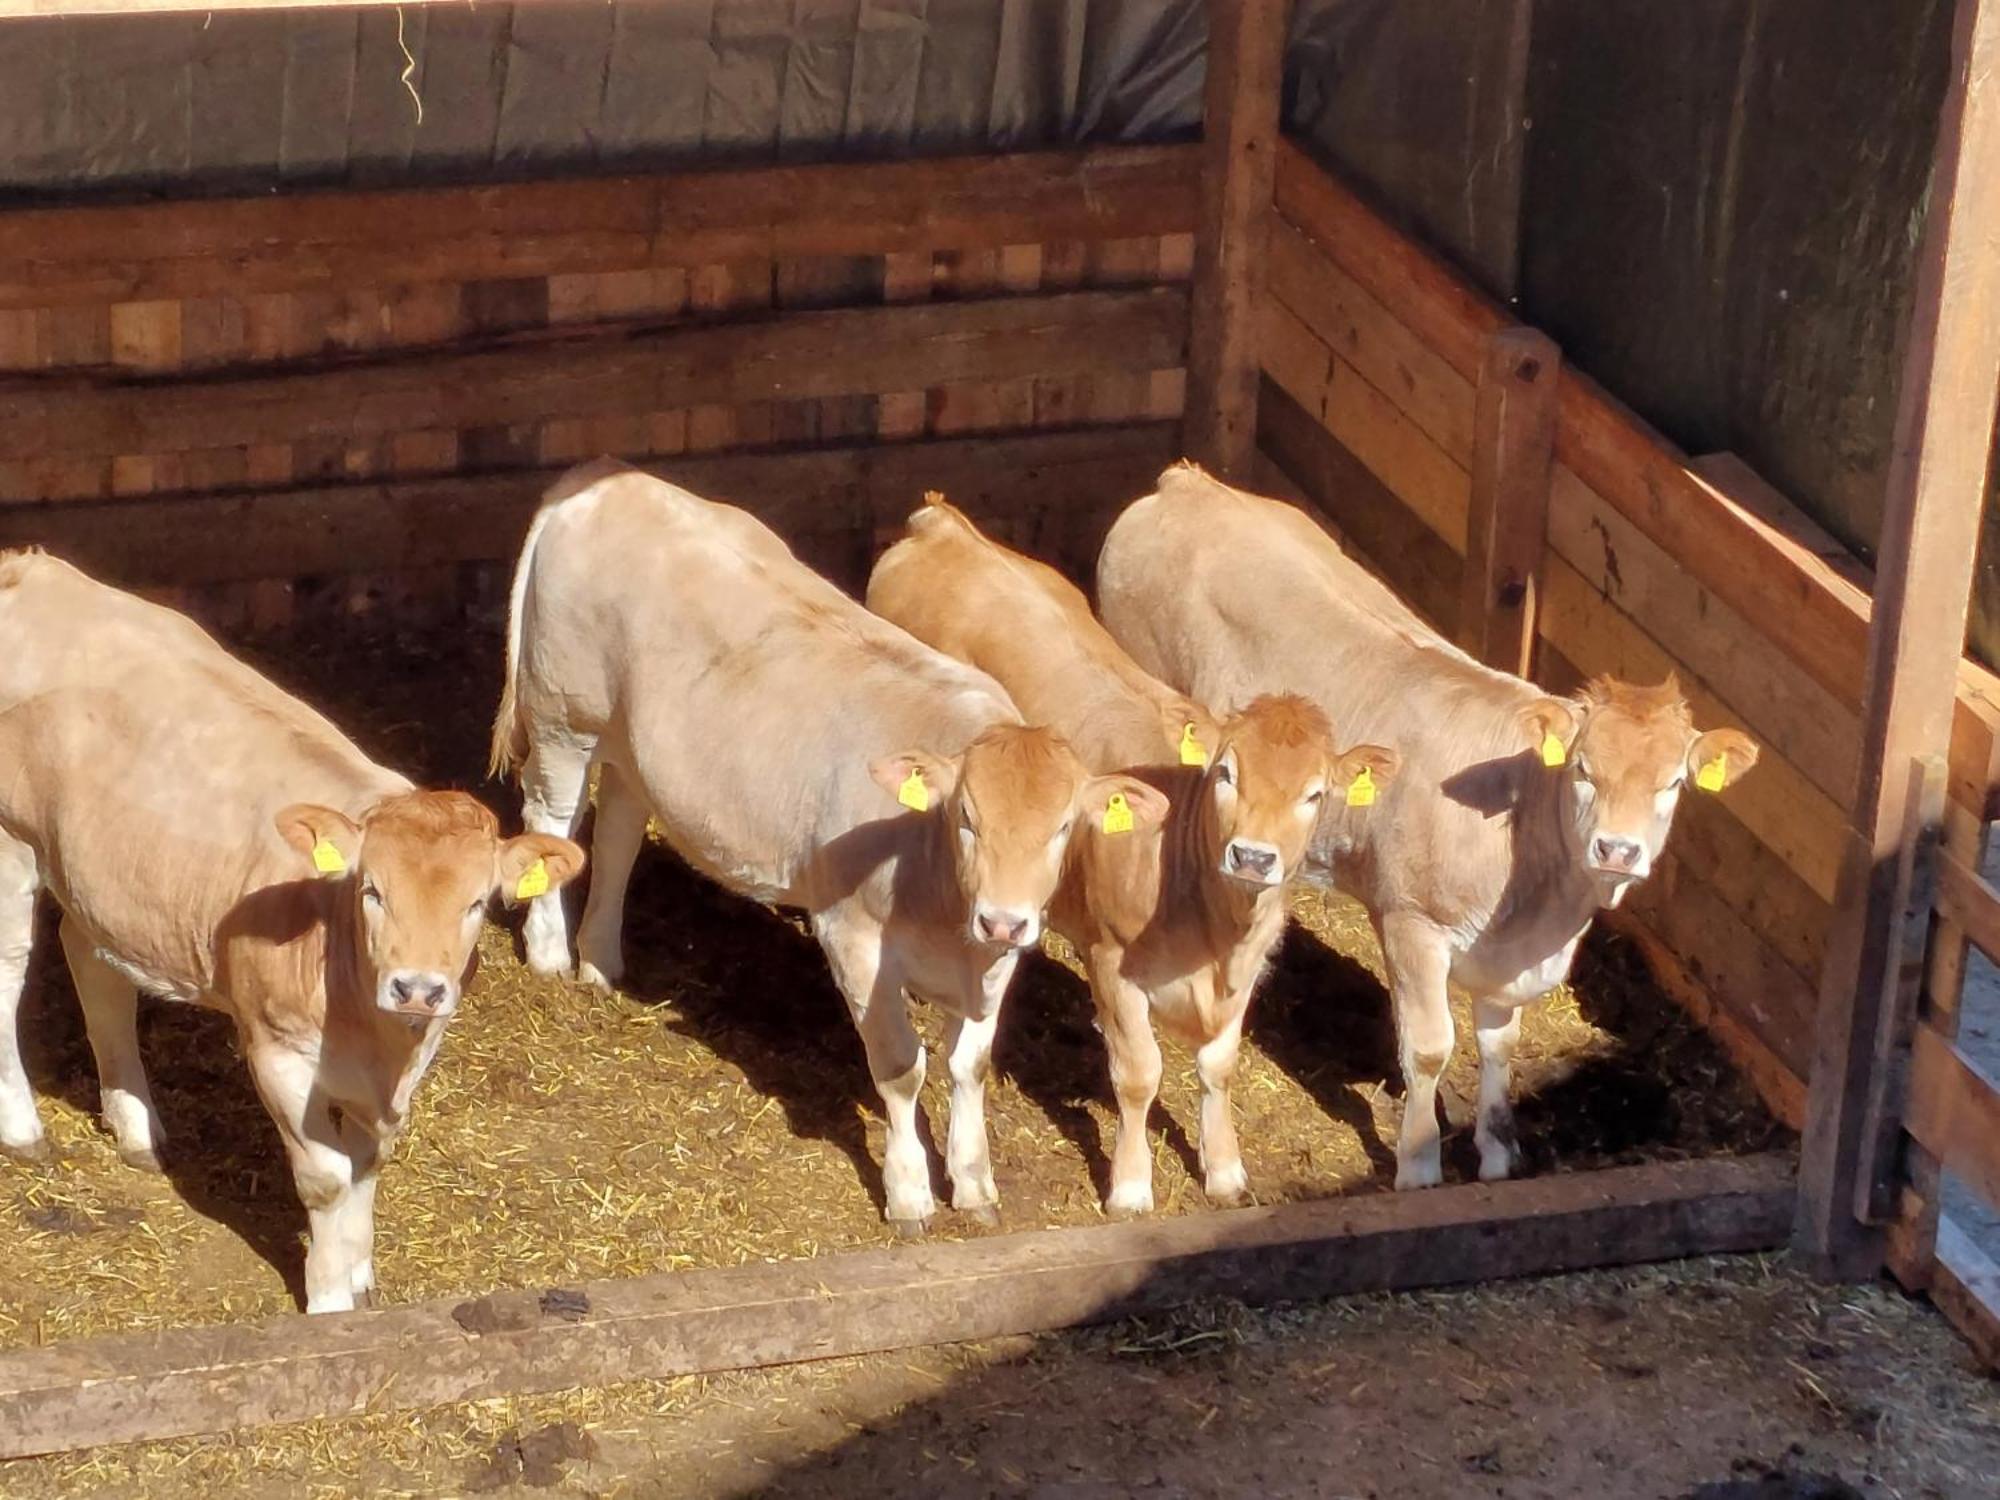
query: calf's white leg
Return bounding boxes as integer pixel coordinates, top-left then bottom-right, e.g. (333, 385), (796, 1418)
(574, 760), (648, 992)
(821, 919), (935, 1234)
(336, 1114), (385, 1303)
(58, 916), (165, 1170)
(1381, 912), (1455, 1190)
(518, 734), (594, 976)
(1090, 952), (1162, 1217)
(942, 997), (1002, 1223)
(1473, 997), (1525, 1182)
(0, 836), (46, 1161)
(247, 1042), (362, 1313)
(1196, 998), (1251, 1206)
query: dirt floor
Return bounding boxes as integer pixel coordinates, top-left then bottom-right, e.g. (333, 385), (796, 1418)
(4, 1254), (1997, 1498)
(0, 616), (1785, 1350)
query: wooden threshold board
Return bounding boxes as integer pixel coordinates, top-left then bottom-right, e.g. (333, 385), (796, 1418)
(0, 1153), (1795, 1458)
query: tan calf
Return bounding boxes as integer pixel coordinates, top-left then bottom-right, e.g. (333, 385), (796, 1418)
(0, 551), (582, 1312)
(869, 494), (1221, 772)
(870, 500), (1396, 1212)
(491, 462), (1153, 1234)
(1098, 465), (1759, 1189)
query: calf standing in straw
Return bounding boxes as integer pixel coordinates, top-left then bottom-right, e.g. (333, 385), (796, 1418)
(491, 461), (1157, 1235)
(0, 549), (584, 1312)
(1099, 464), (1761, 1189)
(869, 496), (1397, 1213)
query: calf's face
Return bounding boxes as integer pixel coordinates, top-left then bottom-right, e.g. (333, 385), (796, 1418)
(1206, 695), (1399, 886)
(1524, 674), (1759, 888)
(279, 791), (584, 1019)
(874, 725), (1165, 949)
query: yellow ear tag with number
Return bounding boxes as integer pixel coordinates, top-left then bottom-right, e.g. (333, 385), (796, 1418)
(515, 858), (550, 901)
(1696, 755), (1728, 793)
(1102, 793), (1135, 835)
(897, 769), (930, 813)
(310, 838), (346, 876)
(1540, 732), (1567, 769)
(1346, 767), (1377, 808)
(1178, 721), (1208, 768)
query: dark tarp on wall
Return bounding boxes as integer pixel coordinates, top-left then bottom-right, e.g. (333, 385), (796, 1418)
(0, 0), (1209, 198)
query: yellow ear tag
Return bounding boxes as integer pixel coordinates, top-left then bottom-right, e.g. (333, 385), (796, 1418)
(515, 858), (550, 901)
(1102, 793), (1135, 835)
(1346, 767), (1377, 808)
(310, 838), (346, 876)
(1540, 732), (1567, 769)
(1696, 755), (1728, 793)
(897, 769), (930, 813)
(1178, 721), (1208, 768)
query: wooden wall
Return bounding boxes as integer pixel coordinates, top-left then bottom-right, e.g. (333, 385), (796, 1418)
(0, 144), (1199, 624)
(1254, 138), (2000, 1127)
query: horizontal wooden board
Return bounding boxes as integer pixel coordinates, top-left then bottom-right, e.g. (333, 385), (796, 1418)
(0, 1154), (1794, 1459)
(0, 145), (1199, 311)
(1264, 211), (1476, 464)
(1259, 299), (1470, 552)
(0, 288), (1188, 461)
(1938, 856), (2000, 964)
(1272, 138), (1505, 382)
(0, 424), (1181, 590)
(1907, 1023), (2000, 1221)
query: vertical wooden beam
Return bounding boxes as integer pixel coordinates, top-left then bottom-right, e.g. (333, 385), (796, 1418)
(1796, 0), (2000, 1277)
(1460, 327), (1560, 673)
(1185, 0), (1289, 479)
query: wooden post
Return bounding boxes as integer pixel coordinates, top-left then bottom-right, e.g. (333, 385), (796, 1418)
(1185, 0), (1289, 479)
(1796, 0), (2000, 1277)
(1460, 326), (1560, 673)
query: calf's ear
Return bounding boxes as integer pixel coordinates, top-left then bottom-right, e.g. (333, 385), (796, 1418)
(1332, 744), (1401, 792)
(497, 834), (586, 906)
(1083, 774), (1170, 834)
(276, 804), (362, 878)
(1687, 727), (1760, 793)
(1519, 698), (1581, 768)
(869, 750), (959, 813)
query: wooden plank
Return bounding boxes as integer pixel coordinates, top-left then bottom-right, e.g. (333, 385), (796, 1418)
(1906, 1024), (2000, 1219)
(1934, 1218), (2000, 1369)
(1264, 212), (1477, 463)
(0, 145), (1199, 311)
(1797, 0), (2000, 1278)
(0, 1153), (1794, 1459)
(1259, 298), (1471, 551)
(1461, 327), (1559, 675)
(1272, 137), (1507, 382)
(0, 288), (1188, 460)
(1937, 856), (2000, 965)
(0, 425), (1181, 591)
(1695, 453), (2000, 823)
(1184, 0), (1287, 477)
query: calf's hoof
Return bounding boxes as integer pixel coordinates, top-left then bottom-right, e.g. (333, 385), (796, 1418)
(575, 959), (621, 993)
(1393, 1160), (1443, 1191)
(959, 1202), (1002, 1230)
(118, 1144), (164, 1173)
(1103, 1182), (1155, 1220)
(887, 1214), (932, 1242)
(1203, 1162), (1250, 1208)
(1, 1136), (51, 1165)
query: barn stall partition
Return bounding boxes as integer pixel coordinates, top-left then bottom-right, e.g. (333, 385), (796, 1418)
(0, 0), (1993, 1458)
